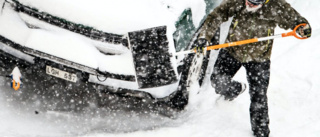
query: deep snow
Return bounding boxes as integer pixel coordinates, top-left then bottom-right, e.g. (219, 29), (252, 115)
(1, 0), (320, 137)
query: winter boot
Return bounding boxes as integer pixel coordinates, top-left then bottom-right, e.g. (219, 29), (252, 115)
(224, 82), (247, 101)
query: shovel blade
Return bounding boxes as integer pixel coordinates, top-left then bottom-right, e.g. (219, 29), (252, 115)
(128, 26), (177, 89)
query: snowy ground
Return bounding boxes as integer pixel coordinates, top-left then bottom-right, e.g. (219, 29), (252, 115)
(1, 0), (320, 137)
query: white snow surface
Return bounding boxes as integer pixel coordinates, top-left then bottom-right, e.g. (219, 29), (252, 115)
(0, 1), (135, 75)
(0, 0), (320, 137)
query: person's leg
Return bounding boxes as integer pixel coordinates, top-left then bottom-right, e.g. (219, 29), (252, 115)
(243, 61), (271, 137)
(210, 49), (243, 99)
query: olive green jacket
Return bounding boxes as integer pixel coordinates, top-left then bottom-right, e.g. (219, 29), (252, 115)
(199, 0), (310, 63)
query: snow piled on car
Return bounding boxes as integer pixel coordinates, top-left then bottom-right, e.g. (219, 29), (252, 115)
(18, 0), (176, 34)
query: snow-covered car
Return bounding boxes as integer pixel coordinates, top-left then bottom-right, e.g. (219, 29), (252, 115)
(0, 0), (220, 115)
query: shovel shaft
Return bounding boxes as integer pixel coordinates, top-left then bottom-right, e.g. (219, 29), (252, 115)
(174, 50), (195, 55)
(206, 34), (282, 50)
(175, 23), (307, 55)
(174, 35), (280, 55)
(207, 38), (258, 50)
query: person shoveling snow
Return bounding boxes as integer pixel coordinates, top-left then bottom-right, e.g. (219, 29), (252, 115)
(191, 0), (311, 136)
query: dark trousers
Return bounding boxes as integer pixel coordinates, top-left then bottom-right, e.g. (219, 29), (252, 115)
(211, 49), (270, 137)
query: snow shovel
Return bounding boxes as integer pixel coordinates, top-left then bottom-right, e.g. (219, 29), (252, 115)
(175, 23), (309, 55)
(126, 23), (307, 89)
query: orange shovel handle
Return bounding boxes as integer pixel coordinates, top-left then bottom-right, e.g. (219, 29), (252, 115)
(282, 23), (307, 40)
(187, 24), (308, 54)
(205, 24), (307, 51)
(206, 38), (258, 51)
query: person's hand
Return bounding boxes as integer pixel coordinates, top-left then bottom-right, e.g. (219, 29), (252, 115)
(297, 24), (311, 38)
(193, 38), (208, 54)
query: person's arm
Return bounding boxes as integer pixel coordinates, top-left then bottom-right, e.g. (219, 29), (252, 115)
(198, 0), (239, 42)
(276, 0), (311, 37)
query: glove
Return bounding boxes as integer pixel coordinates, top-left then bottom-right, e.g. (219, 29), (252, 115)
(297, 24), (311, 38)
(193, 38), (208, 54)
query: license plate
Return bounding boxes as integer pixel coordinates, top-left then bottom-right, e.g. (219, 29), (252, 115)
(46, 66), (77, 83)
